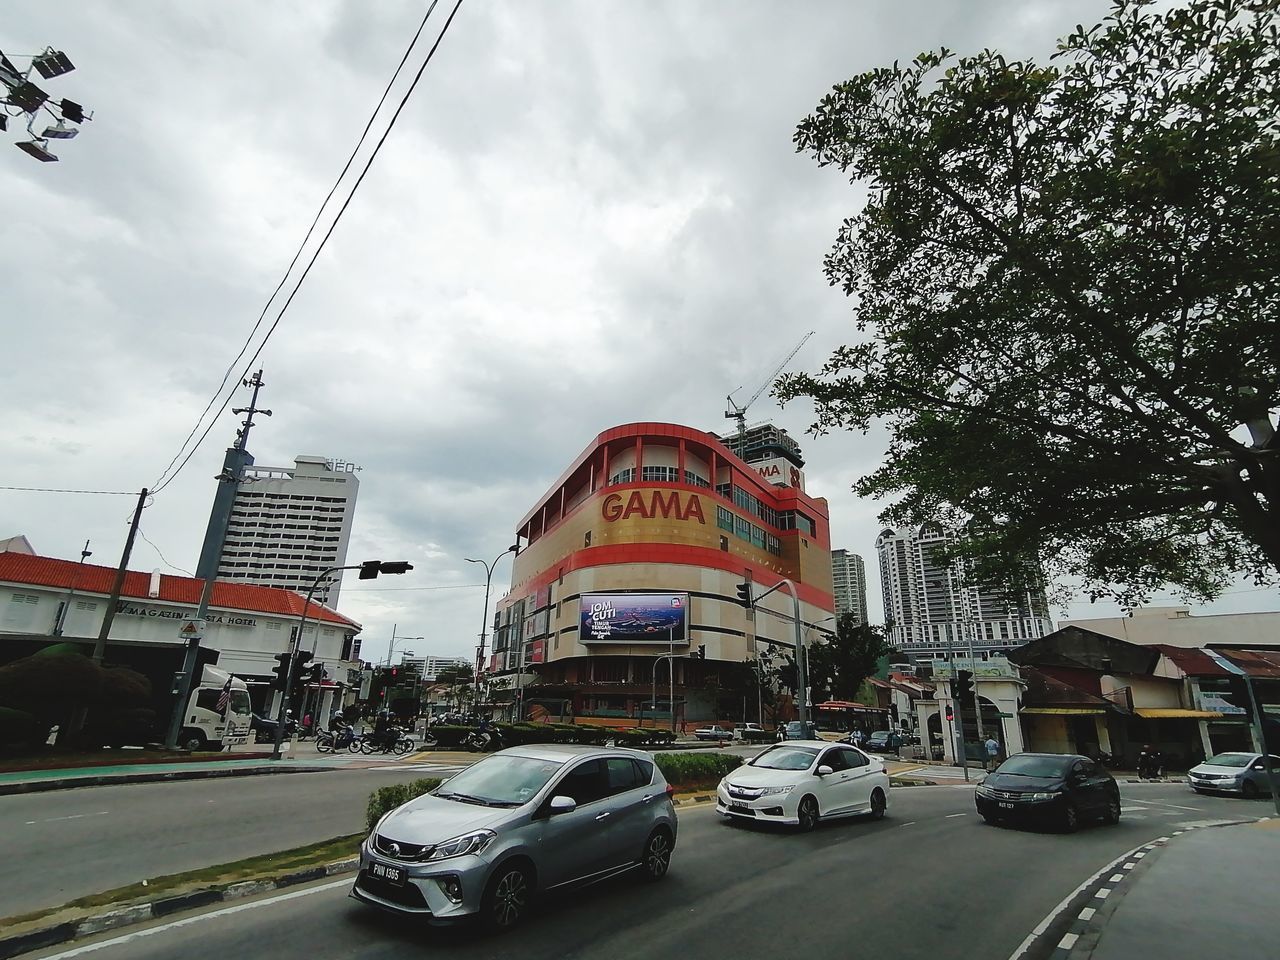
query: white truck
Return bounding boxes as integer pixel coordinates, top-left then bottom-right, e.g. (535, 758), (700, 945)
(175, 665), (252, 751)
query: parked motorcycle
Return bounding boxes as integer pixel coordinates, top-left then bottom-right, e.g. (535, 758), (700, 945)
(462, 728), (504, 753)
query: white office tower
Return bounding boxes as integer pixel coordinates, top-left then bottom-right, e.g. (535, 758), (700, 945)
(830, 549), (869, 625)
(875, 526), (1051, 658)
(216, 456), (360, 607)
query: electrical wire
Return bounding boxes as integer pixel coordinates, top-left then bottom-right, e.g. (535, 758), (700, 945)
(149, 0), (455, 493)
(137, 528), (194, 576)
(0, 484), (137, 495)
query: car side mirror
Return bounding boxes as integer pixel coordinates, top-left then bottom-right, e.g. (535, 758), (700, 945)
(816, 765), (834, 777)
(548, 795), (577, 815)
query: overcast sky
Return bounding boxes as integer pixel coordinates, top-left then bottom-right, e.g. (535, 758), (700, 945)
(4, 1), (1274, 666)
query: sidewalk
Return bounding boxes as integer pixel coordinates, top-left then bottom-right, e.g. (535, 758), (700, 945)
(1087, 819), (1278, 960)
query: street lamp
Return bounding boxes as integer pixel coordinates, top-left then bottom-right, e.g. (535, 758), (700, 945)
(272, 559), (413, 759)
(387, 628), (425, 666)
(52, 539), (92, 636)
(465, 545), (519, 709)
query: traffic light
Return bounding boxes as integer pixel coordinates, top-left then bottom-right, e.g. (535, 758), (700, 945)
(954, 670), (974, 704)
(271, 652), (292, 691)
(735, 582), (752, 607)
(697, 644), (706, 660)
(292, 651), (313, 693)
(944, 704), (954, 723)
(358, 559), (415, 580)
(170, 671), (185, 695)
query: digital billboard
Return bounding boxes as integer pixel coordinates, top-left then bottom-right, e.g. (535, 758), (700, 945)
(580, 593), (688, 644)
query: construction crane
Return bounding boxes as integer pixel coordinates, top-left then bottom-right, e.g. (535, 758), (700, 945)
(724, 330), (815, 447)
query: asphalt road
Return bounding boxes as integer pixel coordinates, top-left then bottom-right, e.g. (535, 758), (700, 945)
(2, 762), (461, 916)
(22, 783), (1263, 960)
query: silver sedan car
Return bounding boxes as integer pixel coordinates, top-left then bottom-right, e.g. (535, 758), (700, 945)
(351, 744), (678, 930)
(1187, 752), (1280, 798)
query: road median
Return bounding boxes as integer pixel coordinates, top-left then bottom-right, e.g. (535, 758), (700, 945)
(0, 833), (364, 960)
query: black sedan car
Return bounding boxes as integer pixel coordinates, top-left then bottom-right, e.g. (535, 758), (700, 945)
(975, 753), (1121, 832)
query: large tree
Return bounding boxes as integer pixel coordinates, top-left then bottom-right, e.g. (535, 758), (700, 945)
(779, 0), (1280, 606)
(806, 615), (890, 701)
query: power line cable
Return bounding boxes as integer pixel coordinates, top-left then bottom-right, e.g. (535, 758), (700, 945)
(151, 0), (465, 495)
(0, 484), (136, 495)
(150, 0), (451, 492)
(137, 528), (194, 576)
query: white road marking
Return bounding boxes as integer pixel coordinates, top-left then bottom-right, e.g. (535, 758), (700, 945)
(1004, 839), (1153, 960)
(1109, 874), (1124, 883)
(1122, 862), (1135, 870)
(899, 821), (917, 827)
(24, 811), (109, 825)
(1058, 933), (1079, 950)
(1134, 852), (1146, 858)
(1124, 798), (1203, 812)
(37, 878), (352, 958)
(945, 813), (967, 818)
(1078, 907), (1096, 921)
(1095, 887), (1112, 899)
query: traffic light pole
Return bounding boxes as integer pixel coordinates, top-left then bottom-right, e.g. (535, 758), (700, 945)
(744, 578), (808, 726)
(272, 560), (413, 760)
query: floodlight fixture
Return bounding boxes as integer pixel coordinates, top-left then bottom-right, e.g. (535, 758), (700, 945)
(32, 48), (74, 80)
(6, 80), (48, 113)
(16, 139), (58, 162)
(42, 119), (77, 139)
(59, 98), (86, 123)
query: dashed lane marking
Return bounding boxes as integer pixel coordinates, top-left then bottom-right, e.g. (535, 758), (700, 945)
(1078, 907), (1096, 921)
(1095, 887), (1112, 899)
(1058, 933), (1079, 950)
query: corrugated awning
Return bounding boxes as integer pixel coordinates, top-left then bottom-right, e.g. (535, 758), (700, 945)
(1020, 707), (1106, 716)
(1134, 708), (1222, 719)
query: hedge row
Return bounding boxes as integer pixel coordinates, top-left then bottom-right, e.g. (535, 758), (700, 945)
(654, 751), (746, 789)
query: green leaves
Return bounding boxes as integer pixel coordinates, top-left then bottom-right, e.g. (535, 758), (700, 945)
(782, 0), (1280, 605)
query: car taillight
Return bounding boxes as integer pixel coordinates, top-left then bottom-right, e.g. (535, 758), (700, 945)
(665, 783), (675, 799)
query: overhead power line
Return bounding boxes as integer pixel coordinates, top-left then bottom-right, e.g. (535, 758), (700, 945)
(150, 0), (464, 495)
(0, 484), (136, 495)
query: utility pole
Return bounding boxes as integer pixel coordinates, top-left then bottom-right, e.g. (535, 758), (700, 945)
(166, 371), (270, 750)
(92, 491), (146, 662)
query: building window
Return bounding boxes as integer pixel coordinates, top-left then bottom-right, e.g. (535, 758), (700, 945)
(75, 600), (97, 611)
(684, 470), (709, 488)
(750, 523), (766, 550)
(734, 515), (751, 541)
(641, 465), (679, 483)
(608, 468), (635, 485)
(717, 506), (734, 532)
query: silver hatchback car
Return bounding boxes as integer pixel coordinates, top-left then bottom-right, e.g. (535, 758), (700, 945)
(352, 744), (678, 930)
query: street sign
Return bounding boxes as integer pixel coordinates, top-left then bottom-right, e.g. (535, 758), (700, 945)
(179, 618), (205, 641)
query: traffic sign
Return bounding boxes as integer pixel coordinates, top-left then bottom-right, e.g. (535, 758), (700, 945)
(179, 618), (205, 641)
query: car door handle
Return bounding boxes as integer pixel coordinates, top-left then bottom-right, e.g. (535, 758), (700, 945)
(641, 794), (655, 803)
(595, 812), (611, 821)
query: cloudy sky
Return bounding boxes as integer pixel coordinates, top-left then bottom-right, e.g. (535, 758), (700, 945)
(4, 0), (1274, 665)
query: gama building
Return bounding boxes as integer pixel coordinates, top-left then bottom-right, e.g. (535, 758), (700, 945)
(489, 422), (835, 726)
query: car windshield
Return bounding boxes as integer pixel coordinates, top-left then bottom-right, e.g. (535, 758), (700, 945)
(433, 754), (565, 806)
(996, 755), (1072, 778)
(1205, 753), (1254, 768)
(750, 745), (819, 770)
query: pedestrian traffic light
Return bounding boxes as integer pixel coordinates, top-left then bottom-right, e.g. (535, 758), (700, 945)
(954, 670), (974, 703)
(735, 581), (752, 607)
(271, 652), (292, 691)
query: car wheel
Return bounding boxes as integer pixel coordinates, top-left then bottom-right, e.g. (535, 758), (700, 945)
(483, 863), (531, 933)
(1061, 801), (1080, 833)
(796, 795), (819, 833)
(869, 788), (887, 821)
(1243, 780), (1260, 799)
(1102, 795), (1121, 825)
(639, 828), (673, 882)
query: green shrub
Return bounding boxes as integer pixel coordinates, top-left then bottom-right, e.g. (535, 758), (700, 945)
(654, 752), (746, 789)
(366, 777), (443, 833)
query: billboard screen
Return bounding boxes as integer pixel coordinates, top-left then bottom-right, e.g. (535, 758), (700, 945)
(580, 593), (688, 644)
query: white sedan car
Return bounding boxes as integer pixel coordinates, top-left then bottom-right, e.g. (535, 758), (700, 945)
(715, 740), (890, 831)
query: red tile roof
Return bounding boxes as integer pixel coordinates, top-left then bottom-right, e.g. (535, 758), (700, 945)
(0, 553), (359, 628)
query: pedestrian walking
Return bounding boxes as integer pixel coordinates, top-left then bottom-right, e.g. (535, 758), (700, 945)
(984, 735), (1000, 772)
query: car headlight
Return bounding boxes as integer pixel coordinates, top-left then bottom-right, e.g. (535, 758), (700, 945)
(975, 785), (996, 799)
(1028, 792), (1059, 801)
(758, 784), (795, 796)
(425, 829), (497, 861)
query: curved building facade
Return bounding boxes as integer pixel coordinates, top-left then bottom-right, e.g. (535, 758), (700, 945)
(491, 422), (835, 725)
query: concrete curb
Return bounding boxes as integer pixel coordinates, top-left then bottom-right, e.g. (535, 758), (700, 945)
(0, 855), (362, 960)
(0, 764), (336, 797)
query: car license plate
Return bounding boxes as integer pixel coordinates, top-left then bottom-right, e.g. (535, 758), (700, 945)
(999, 802), (1015, 809)
(729, 803), (752, 815)
(370, 861), (406, 886)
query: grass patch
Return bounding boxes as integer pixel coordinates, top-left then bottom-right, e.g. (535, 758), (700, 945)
(1, 832), (363, 932)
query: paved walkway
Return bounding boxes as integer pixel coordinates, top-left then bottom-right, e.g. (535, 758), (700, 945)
(1090, 819), (1279, 960)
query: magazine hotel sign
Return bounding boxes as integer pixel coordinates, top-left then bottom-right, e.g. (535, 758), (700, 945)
(115, 602), (258, 628)
(601, 490), (705, 524)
